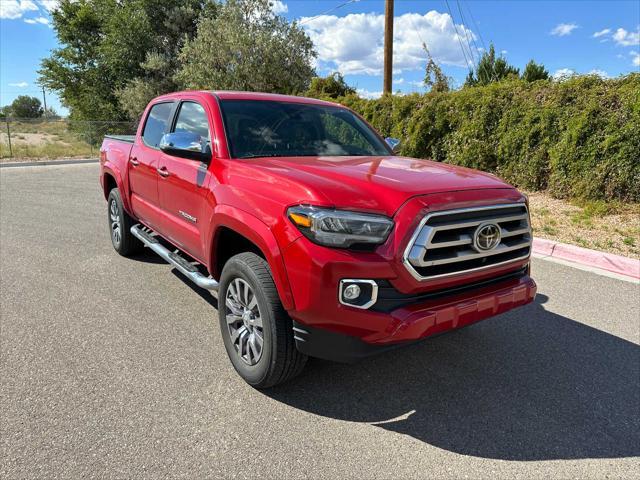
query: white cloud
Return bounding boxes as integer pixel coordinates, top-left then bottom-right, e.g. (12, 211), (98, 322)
(550, 23), (578, 37)
(587, 69), (610, 78)
(301, 10), (477, 75)
(38, 0), (59, 12)
(552, 68), (576, 80)
(357, 88), (383, 99)
(270, 1), (288, 14)
(394, 77), (405, 84)
(593, 28), (611, 38)
(0, 0), (38, 19)
(612, 28), (640, 47)
(24, 15), (49, 26)
(631, 51), (640, 67)
(8, 81), (29, 87)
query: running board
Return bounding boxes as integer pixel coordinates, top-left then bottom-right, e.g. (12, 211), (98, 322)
(130, 225), (219, 291)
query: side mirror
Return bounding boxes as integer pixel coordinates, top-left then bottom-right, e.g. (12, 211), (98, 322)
(385, 137), (401, 154)
(159, 132), (211, 163)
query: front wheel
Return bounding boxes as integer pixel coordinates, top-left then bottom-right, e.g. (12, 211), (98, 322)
(219, 252), (307, 388)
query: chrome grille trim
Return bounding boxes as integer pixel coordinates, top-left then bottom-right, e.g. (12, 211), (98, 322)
(402, 203), (532, 281)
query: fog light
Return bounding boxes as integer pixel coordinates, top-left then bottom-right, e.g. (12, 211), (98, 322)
(339, 279), (378, 310)
(343, 284), (361, 300)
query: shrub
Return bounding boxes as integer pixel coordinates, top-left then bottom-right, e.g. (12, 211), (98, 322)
(309, 73), (640, 202)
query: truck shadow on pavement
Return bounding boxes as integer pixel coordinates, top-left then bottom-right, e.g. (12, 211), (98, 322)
(265, 294), (640, 461)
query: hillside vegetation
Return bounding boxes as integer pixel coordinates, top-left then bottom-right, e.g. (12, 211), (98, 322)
(316, 74), (640, 203)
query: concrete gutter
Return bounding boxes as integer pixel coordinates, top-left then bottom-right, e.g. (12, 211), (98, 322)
(0, 158), (98, 168)
(533, 238), (640, 280)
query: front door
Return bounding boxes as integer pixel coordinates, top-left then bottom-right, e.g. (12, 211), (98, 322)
(157, 100), (214, 261)
(128, 101), (175, 230)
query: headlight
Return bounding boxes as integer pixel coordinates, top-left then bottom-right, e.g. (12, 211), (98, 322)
(287, 205), (393, 248)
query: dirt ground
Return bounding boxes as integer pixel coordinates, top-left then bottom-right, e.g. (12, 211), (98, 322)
(527, 192), (640, 259)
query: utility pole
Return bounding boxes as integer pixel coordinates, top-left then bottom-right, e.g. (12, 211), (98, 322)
(383, 0), (394, 94)
(41, 86), (47, 112)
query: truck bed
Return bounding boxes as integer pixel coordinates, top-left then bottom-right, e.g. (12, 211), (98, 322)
(104, 135), (135, 143)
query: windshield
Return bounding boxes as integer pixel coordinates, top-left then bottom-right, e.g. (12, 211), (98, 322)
(219, 100), (391, 159)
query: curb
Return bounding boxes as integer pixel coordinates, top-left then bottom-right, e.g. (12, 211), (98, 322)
(532, 238), (640, 280)
(0, 158), (98, 168)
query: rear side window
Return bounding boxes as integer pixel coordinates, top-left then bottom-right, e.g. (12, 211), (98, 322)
(142, 102), (173, 148)
(174, 102), (210, 140)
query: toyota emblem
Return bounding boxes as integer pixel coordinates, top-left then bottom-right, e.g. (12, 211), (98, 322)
(473, 222), (501, 252)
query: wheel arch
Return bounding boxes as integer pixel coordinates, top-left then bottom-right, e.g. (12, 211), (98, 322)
(208, 207), (295, 311)
(102, 166), (133, 215)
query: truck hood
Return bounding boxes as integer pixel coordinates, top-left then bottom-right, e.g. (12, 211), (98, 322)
(241, 155), (514, 216)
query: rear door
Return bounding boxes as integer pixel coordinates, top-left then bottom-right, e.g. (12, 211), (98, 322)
(157, 100), (214, 261)
(128, 101), (175, 230)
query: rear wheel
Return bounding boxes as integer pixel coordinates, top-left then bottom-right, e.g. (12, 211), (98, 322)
(219, 252), (307, 388)
(107, 188), (142, 257)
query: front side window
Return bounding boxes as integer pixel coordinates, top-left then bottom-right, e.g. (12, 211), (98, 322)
(173, 102), (210, 140)
(142, 102), (174, 148)
(219, 100), (390, 159)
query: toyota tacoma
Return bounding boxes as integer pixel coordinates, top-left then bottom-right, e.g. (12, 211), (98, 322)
(100, 91), (537, 388)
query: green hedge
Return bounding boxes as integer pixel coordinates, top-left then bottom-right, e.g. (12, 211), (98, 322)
(321, 74), (640, 202)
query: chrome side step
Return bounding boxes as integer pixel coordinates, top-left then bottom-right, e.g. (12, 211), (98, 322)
(130, 225), (219, 291)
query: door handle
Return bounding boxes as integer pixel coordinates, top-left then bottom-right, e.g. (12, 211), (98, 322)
(130, 157), (139, 166)
(157, 166), (170, 178)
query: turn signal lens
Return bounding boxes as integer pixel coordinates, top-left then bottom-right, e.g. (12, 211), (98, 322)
(289, 212), (312, 228)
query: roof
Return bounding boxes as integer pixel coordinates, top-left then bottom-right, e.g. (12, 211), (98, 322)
(149, 90), (341, 108)
(209, 91), (341, 107)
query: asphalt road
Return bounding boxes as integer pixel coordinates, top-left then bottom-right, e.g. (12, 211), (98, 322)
(1, 163), (639, 479)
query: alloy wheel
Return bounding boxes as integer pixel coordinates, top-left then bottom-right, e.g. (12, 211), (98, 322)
(225, 278), (264, 365)
(109, 199), (121, 246)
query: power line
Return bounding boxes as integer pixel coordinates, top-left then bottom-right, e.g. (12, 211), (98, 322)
(444, 0), (472, 70)
(456, 0), (478, 66)
(298, 0), (360, 26)
(464, 1), (487, 52)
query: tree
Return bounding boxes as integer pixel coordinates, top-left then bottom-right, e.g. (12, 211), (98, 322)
(465, 44), (519, 86)
(9, 96), (43, 118)
(522, 60), (550, 82)
(176, 0), (316, 94)
(42, 107), (60, 119)
(38, 0), (215, 122)
(306, 73), (355, 99)
(423, 44), (450, 93)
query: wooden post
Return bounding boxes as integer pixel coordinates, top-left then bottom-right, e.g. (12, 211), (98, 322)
(5, 119), (12, 159)
(42, 86), (48, 113)
(383, 0), (394, 94)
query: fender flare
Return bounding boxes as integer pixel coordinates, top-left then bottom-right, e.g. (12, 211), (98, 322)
(102, 163), (133, 215)
(207, 205), (295, 311)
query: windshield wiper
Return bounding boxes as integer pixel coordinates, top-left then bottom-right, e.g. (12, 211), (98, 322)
(238, 153), (284, 159)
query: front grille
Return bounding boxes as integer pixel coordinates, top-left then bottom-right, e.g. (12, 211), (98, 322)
(403, 203), (532, 280)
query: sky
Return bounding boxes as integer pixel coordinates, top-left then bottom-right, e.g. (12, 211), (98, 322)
(1, 0), (639, 116)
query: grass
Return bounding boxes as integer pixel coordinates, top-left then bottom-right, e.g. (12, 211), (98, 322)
(0, 119), (134, 161)
(527, 192), (640, 259)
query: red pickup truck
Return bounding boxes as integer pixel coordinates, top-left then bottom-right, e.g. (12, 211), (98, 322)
(100, 91), (536, 388)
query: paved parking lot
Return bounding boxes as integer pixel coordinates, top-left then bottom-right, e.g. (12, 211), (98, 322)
(1, 163), (639, 479)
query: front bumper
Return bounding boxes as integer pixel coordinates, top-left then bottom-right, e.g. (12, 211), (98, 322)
(292, 270), (536, 363)
(281, 190), (536, 362)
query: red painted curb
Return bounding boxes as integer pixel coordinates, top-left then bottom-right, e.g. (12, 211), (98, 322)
(532, 238), (640, 280)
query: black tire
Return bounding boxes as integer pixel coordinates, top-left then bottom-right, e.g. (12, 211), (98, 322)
(107, 188), (143, 257)
(219, 252), (307, 388)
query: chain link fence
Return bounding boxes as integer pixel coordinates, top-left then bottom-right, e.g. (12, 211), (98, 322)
(1, 118), (137, 161)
